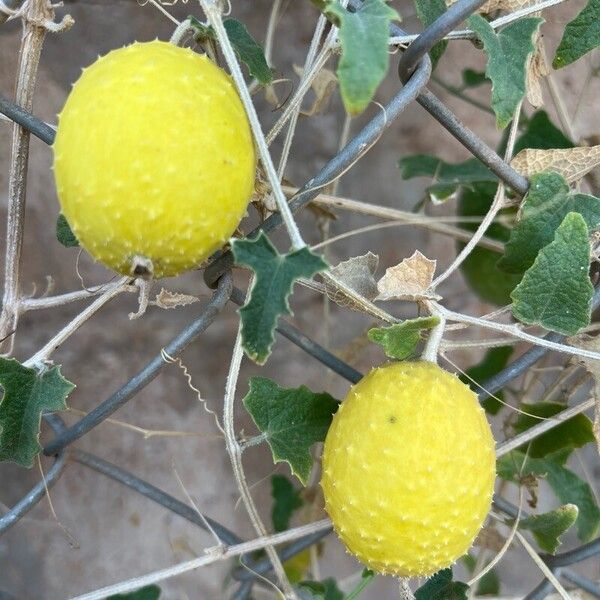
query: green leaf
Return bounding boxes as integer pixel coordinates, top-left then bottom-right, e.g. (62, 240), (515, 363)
(232, 232), (327, 364)
(414, 0), (447, 69)
(0, 358), (74, 467)
(553, 0), (600, 69)
(188, 16), (273, 85)
(223, 19), (273, 84)
(499, 172), (600, 274)
(107, 585), (161, 600)
(296, 579), (344, 600)
(462, 69), (488, 88)
(461, 346), (513, 415)
(497, 449), (600, 542)
(468, 15), (543, 129)
(324, 0), (400, 114)
(513, 401), (595, 458)
(511, 212), (593, 335)
(56, 214), (79, 247)
(368, 317), (440, 360)
(399, 155), (496, 202)
(513, 111), (574, 155)
(415, 568), (469, 600)
(462, 554), (499, 596)
(457, 182), (522, 306)
(271, 474), (303, 532)
(518, 505), (579, 554)
(242, 377), (339, 484)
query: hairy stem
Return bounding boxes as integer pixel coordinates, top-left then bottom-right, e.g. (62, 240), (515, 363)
(0, 0), (53, 354)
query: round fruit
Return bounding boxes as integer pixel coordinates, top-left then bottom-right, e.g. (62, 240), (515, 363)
(321, 361), (496, 577)
(53, 40), (256, 279)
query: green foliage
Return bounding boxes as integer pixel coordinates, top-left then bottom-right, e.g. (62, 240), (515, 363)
(398, 155), (496, 202)
(188, 16), (273, 84)
(56, 214), (78, 247)
(513, 111), (574, 154)
(232, 233), (327, 364)
(462, 68), (488, 88)
(553, 0), (600, 68)
(242, 377), (339, 484)
(413, 0), (448, 69)
(462, 553), (500, 596)
(368, 317), (440, 360)
(271, 474), (303, 532)
(468, 15), (543, 129)
(513, 402), (595, 458)
(0, 358), (74, 467)
(497, 449), (600, 542)
(511, 212), (593, 335)
(296, 578), (344, 600)
(107, 586), (161, 600)
(518, 505), (579, 554)
(457, 182), (521, 306)
(461, 346), (513, 414)
(414, 568), (469, 599)
(323, 0), (399, 114)
(498, 172), (600, 274)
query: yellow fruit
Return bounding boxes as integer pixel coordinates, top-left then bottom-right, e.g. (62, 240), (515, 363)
(53, 40), (256, 279)
(321, 361), (496, 577)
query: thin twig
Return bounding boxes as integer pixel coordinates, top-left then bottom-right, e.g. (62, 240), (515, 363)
(440, 305), (600, 362)
(221, 311), (296, 599)
(70, 518), (332, 600)
(23, 278), (129, 367)
(422, 300), (445, 363)
(431, 100), (522, 289)
(200, 0), (305, 250)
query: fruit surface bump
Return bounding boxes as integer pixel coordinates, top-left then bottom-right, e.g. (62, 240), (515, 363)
(53, 40), (256, 278)
(321, 361), (496, 577)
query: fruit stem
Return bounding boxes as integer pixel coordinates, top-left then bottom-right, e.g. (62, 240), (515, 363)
(422, 301), (446, 364)
(398, 578), (415, 600)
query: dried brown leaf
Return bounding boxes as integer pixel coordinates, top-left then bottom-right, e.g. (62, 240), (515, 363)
(293, 64), (338, 116)
(510, 146), (600, 184)
(447, 0), (536, 11)
(569, 333), (600, 454)
(376, 250), (439, 301)
(527, 38), (548, 108)
(151, 288), (200, 310)
(325, 252), (379, 310)
(474, 524), (507, 552)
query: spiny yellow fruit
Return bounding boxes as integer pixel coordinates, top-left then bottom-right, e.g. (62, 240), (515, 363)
(53, 40), (256, 279)
(321, 361), (496, 577)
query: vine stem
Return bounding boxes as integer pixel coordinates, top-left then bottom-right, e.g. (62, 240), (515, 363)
(431, 100), (522, 289)
(221, 313), (297, 599)
(69, 518), (332, 600)
(199, 0), (305, 251)
(23, 277), (129, 368)
(438, 305), (600, 362)
(0, 0), (54, 354)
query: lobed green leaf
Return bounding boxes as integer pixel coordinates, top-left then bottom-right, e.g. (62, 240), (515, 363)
(468, 15), (543, 129)
(554, 0), (600, 69)
(243, 377), (339, 484)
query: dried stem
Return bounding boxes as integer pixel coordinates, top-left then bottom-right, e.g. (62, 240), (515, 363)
(0, 0), (54, 354)
(24, 277), (129, 367)
(200, 0), (305, 250)
(432, 101), (522, 289)
(221, 315), (296, 599)
(70, 518), (332, 600)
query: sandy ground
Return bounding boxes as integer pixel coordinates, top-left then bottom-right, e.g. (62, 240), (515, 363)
(1, 1), (599, 598)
